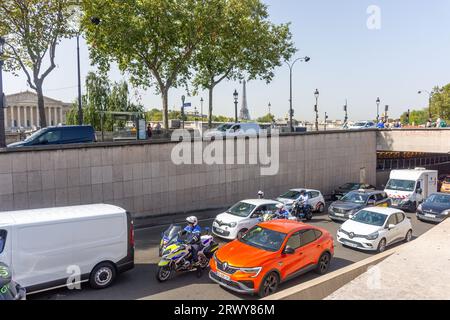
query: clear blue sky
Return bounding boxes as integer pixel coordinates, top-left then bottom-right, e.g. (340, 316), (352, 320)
(3, 0), (450, 121)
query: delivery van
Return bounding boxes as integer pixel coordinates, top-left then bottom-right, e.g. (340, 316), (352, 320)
(384, 168), (438, 212)
(0, 204), (134, 296)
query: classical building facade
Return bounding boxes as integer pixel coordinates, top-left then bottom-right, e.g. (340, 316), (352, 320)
(4, 91), (71, 132)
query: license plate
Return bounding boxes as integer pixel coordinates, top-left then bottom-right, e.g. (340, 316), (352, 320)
(335, 213), (345, 217)
(216, 271), (230, 281)
(425, 214), (436, 218)
(214, 228), (224, 234)
(344, 240), (358, 248)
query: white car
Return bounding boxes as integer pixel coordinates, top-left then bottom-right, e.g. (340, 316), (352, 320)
(203, 123), (261, 139)
(276, 189), (326, 213)
(348, 121), (376, 130)
(337, 207), (413, 253)
(212, 199), (281, 240)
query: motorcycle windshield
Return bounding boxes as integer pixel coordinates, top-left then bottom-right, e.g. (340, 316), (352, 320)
(163, 225), (183, 245)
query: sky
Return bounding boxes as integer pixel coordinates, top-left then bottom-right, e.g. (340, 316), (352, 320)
(3, 0), (450, 121)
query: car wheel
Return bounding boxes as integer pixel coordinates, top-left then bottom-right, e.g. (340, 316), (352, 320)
(258, 272), (280, 298)
(237, 229), (247, 240)
(315, 252), (331, 275)
(377, 238), (387, 253)
(404, 230), (413, 243)
(90, 262), (117, 289)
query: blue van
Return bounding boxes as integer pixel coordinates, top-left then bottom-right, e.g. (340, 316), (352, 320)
(7, 126), (96, 148)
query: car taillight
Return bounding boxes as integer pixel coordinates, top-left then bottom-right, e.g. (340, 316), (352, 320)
(130, 223), (135, 247)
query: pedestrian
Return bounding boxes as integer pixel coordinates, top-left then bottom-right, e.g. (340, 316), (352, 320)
(426, 119), (432, 128)
(436, 117), (442, 128)
(155, 122), (162, 134)
(147, 123), (153, 139)
(377, 120), (385, 129)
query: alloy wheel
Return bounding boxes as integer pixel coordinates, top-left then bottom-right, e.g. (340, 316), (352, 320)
(263, 273), (278, 296)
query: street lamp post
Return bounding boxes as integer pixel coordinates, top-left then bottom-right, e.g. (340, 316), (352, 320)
(314, 89), (319, 131)
(384, 105), (389, 123)
(268, 102), (271, 116)
(418, 90), (432, 119)
(233, 90), (238, 123)
(200, 97), (204, 124)
(376, 97), (380, 123)
(344, 99), (348, 125)
(324, 112), (328, 131)
(181, 95), (185, 129)
(286, 56), (310, 132)
(0, 36), (6, 148)
(76, 34), (83, 125)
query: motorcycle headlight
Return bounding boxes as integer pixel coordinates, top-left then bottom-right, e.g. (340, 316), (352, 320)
(229, 222), (237, 228)
(239, 267), (262, 278)
(365, 231), (379, 240)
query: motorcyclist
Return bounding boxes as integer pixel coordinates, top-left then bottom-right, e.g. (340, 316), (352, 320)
(181, 216), (202, 266)
(275, 203), (290, 219)
(297, 190), (311, 216)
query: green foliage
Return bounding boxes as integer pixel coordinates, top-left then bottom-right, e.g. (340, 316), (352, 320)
(256, 113), (275, 124)
(191, 0), (295, 126)
(66, 72), (144, 131)
(400, 109), (429, 125)
(0, 0), (77, 127)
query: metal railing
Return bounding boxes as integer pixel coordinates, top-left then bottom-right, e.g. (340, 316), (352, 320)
(377, 154), (450, 171)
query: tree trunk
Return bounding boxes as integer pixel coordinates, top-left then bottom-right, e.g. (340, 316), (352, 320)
(208, 85), (214, 128)
(161, 88), (169, 130)
(36, 84), (47, 128)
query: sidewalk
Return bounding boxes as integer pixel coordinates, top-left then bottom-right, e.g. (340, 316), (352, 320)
(133, 207), (226, 230)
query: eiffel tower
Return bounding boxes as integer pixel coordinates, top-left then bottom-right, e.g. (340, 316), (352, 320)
(239, 80), (251, 121)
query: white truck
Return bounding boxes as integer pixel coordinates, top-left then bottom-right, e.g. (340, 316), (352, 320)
(384, 168), (438, 212)
(0, 204), (134, 296)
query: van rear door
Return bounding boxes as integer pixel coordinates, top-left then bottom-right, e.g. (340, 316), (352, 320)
(0, 227), (11, 267)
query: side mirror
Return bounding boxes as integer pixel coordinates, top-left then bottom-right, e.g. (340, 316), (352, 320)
(387, 224), (396, 230)
(417, 188), (423, 195)
(284, 246), (295, 255)
(349, 214), (354, 219)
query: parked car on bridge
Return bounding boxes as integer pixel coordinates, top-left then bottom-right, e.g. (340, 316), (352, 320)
(7, 125), (96, 148)
(209, 220), (334, 297)
(332, 183), (376, 201)
(276, 189), (325, 213)
(337, 207), (413, 253)
(439, 175), (450, 194)
(212, 199), (282, 240)
(385, 168), (438, 212)
(203, 123), (261, 139)
(348, 121), (376, 130)
(416, 193), (450, 223)
(328, 190), (391, 222)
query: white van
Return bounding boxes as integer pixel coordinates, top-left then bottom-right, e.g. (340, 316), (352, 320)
(0, 204), (134, 295)
(385, 168), (438, 212)
(203, 122), (261, 139)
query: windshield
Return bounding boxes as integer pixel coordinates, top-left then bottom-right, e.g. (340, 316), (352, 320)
(279, 191), (301, 200)
(386, 179), (415, 192)
(351, 210), (387, 227)
(23, 129), (45, 142)
(163, 225), (181, 240)
(425, 194), (450, 205)
(341, 192), (368, 204)
(216, 124), (233, 132)
(353, 122), (367, 127)
(240, 226), (287, 252)
(227, 202), (256, 217)
(444, 177), (450, 183)
(340, 183), (359, 190)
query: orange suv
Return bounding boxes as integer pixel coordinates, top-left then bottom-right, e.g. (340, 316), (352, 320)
(209, 220), (334, 297)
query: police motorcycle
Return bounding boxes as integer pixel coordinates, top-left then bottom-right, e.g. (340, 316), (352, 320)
(156, 227), (219, 282)
(290, 200), (313, 221)
(0, 263), (26, 301)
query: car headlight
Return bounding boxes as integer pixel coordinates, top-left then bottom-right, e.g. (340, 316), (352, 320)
(365, 231), (379, 240)
(329, 205), (334, 211)
(417, 204), (423, 212)
(229, 222), (237, 228)
(442, 210), (450, 216)
(348, 208), (360, 215)
(239, 267), (262, 278)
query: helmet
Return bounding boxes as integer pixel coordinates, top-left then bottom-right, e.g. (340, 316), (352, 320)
(300, 190), (306, 195)
(276, 203), (284, 209)
(186, 216), (198, 226)
(258, 191), (264, 198)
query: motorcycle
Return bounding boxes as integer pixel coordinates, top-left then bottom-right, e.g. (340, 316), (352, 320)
(0, 263), (26, 301)
(159, 225), (182, 257)
(156, 228), (219, 282)
(259, 211), (292, 222)
(290, 200), (313, 221)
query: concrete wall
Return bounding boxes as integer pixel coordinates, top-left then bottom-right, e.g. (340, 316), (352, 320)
(0, 131), (377, 218)
(377, 129), (450, 153)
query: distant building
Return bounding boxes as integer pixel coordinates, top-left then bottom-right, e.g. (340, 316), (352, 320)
(4, 91), (71, 132)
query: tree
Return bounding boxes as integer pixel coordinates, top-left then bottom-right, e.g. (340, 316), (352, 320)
(192, 0), (295, 127)
(256, 113), (275, 124)
(82, 0), (222, 130)
(430, 84), (450, 120)
(400, 109), (429, 125)
(0, 0), (76, 127)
